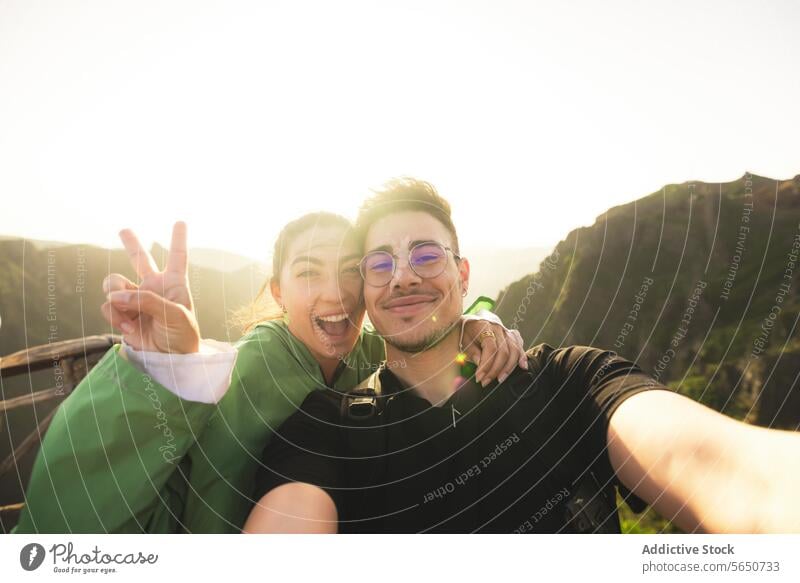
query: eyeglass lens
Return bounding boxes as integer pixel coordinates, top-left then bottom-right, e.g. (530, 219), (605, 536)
(362, 243), (448, 285)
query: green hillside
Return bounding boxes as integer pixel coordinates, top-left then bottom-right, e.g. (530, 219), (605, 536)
(496, 172), (800, 430)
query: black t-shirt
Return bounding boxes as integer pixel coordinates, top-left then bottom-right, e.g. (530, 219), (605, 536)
(253, 343), (670, 533)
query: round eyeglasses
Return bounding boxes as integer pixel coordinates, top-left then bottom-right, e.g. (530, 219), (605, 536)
(359, 241), (461, 287)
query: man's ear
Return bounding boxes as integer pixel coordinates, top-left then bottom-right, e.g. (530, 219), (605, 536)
(269, 278), (282, 308)
(458, 256), (470, 296)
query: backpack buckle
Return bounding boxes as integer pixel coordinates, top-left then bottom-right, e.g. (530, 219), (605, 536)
(346, 389), (379, 421)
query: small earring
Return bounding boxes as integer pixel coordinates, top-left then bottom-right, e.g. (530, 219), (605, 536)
(462, 289), (468, 297)
(280, 304), (286, 313)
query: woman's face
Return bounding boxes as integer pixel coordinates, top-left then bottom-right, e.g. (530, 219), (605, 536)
(271, 224), (366, 363)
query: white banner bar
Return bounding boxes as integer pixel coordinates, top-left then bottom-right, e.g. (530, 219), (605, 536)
(2, 534), (798, 583)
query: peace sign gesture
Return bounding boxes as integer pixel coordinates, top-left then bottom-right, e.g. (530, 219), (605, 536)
(101, 221), (201, 353)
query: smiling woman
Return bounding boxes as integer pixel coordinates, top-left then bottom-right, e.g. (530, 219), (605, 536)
(233, 212), (367, 385)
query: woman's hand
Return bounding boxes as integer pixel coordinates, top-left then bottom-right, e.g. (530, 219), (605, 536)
(100, 221), (201, 354)
(461, 316), (528, 386)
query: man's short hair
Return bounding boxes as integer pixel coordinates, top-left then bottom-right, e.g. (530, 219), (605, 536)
(355, 177), (460, 253)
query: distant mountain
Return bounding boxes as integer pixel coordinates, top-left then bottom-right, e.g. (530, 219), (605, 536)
(495, 172), (800, 429)
(0, 235), (75, 250)
(187, 247), (269, 274)
(0, 239), (271, 358)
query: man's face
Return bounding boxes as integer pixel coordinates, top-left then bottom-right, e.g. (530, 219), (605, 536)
(362, 210), (469, 353)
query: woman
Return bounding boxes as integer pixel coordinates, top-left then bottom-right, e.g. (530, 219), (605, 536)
(14, 214), (524, 534)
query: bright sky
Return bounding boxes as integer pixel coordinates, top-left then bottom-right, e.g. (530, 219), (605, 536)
(1, 0), (798, 263)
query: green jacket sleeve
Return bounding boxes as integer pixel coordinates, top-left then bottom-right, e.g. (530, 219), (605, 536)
(12, 344), (218, 533)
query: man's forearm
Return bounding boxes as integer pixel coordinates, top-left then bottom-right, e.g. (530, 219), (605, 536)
(698, 422), (800, 533)
(609, 390), (800, 534)
(744, 425), (800, 533)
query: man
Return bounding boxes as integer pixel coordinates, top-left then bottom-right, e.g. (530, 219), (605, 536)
(244, 178), (800, 533)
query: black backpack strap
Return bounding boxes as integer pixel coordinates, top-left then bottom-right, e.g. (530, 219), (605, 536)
(334, 371), (392, 532)
(338, 370), (390, 474)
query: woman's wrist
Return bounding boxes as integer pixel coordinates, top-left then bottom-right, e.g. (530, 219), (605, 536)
(121, 338), (238, 404)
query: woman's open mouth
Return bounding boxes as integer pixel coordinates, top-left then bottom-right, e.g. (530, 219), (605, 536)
(312, 312), (353, 341)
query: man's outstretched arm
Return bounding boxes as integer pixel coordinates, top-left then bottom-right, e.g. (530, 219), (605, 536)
(608, 389), (800, 533)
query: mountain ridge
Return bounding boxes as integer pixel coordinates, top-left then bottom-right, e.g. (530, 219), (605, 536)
(496, 171), (800, 430)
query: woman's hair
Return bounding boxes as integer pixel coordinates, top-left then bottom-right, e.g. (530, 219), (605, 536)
(229, 211), (355, 335)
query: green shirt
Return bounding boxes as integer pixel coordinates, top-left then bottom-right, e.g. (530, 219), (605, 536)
(13, 321), (385, 533)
